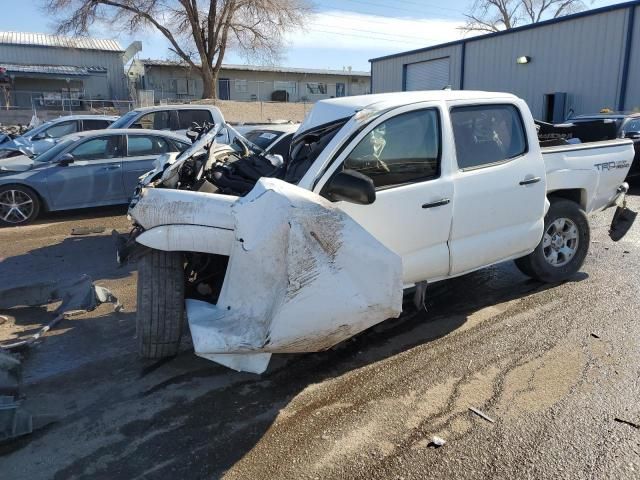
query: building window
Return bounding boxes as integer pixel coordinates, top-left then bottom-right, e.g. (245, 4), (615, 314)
(274, 81), (296, 93)
(235, 79), (248, 93)
(306, 82), (327, 95)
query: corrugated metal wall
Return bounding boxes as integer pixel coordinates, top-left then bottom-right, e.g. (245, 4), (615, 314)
(624, 5), (640, 111)
(371, 45), (462, 93)
(0, 45), (127, 99)
(371, 3), (639, 119)
(463, 8), (628, 118)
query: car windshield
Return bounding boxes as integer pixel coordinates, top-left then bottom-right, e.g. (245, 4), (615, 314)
(33, 137), (77, 162)
(109, 111), (139, 129)
(24, 121), (53, 138)
(283, 118), (349, 184)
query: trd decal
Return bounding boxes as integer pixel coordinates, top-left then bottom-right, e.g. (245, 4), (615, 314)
(594, 161), (631, 171)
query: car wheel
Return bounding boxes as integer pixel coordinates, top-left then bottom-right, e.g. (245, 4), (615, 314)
(136, 249), (186, 358)
(514, 199), (590, 283)
(0, 185), (41, 226)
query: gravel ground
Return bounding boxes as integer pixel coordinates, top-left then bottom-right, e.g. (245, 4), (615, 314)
(0, 193), (638, 479)
(191, 99), (311, 123)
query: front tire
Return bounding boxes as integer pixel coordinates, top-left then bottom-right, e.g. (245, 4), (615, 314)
(0, 185), (40, 226)
(515, 199), (590, 283)
(136, 250), (185, 358)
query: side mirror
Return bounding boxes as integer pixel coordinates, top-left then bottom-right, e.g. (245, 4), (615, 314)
(323, 169), (376, 205)
(58, 153), (74, 166)
(32, 132), (47, 141)
(625, 131), (640, 139)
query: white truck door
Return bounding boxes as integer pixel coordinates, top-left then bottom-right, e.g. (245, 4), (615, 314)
(315, 104), (453, 284)
(448, 102), (547, 275)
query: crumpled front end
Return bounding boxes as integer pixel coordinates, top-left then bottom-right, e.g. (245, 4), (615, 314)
(130, 178), (403, 374)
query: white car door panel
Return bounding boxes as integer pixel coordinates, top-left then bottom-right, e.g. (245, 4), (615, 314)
(448, 102), (546, 275)
(315, 103), (453, 284)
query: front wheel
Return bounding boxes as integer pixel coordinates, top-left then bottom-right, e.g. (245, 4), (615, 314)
(0, 185), (41, 226)
(515, 199), (590, 283)
(136, 250), (185, 358)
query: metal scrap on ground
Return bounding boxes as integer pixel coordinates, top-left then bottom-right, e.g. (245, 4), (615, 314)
(0, 275), (122, 351)
(469, 407), (496, 423)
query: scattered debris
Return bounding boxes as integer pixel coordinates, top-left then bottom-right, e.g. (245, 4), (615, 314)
(614, 417), (640, 429)
(0, 315), (7, 326)
(428, 435), (447, 448)
(590, 332), (601, 339)
(467, 359), (472, 369)
(469, 407), (495, 423)
(71, 226), (106, 236)
(623, 250), (630, 254)
(0, 275), (122, 351)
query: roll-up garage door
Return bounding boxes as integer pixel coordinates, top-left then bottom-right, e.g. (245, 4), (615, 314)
(405, 58), (450, 91)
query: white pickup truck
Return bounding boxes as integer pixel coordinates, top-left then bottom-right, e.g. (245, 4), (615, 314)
(124, 91), (634, 374)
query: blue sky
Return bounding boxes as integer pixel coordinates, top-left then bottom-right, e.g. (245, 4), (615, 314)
(3, 0), (623, 71)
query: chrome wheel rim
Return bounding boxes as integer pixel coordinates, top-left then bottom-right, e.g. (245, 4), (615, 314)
(0, 189), (35, 224)
(543, 217), (579, 267)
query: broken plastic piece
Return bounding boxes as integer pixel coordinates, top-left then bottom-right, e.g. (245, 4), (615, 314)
(428, 435), (447, 447)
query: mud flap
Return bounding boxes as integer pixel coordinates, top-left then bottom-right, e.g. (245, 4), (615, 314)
(609, 205), (637, 241)
(186, 178), (403, 374)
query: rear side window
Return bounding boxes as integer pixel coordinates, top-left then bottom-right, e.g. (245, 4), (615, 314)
(178, 109), (212, 129)
(451, 104), (527, 170)
(127, 135), (171, 156)
(82, 119), (111, 131)
(134, 111), (177, 130)
(343, 109), (441, 188)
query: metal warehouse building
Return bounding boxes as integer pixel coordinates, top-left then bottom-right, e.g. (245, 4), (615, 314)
(0, 32), (129, 109)
(370, 0), (640, 121)
(129, 59), (370, 103)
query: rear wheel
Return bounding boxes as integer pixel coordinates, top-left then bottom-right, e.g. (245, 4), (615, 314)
(0, 185), (40, 226)
(514, 199), (590, 283)
(136, 250), (185, 358)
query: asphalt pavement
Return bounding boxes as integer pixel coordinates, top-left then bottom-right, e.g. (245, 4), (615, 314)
(0, 196), (638, 479)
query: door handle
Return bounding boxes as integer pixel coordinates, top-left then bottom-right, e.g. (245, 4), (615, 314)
(422, 198), (451, 209)
(102, 165), (120, 170)
(519, 176), (541, 186)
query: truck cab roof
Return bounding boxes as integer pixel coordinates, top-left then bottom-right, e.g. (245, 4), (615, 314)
(298, 90), (519, 135)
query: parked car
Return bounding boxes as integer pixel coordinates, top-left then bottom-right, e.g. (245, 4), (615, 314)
(0, 115), (118, 158)
(566, 112), (640, 178)
(237, 124), (299, 161)
(122, 90), (634, 373)
(0, 129), (190, 225)
(108, 105), (231, 141)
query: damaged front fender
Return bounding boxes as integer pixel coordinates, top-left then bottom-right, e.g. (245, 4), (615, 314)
(131, 178), (403, 374)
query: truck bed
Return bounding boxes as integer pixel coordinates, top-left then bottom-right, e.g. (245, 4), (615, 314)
(541, 138), (634, 214)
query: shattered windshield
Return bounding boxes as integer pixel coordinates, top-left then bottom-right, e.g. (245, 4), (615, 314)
(283, 118), (349, 184)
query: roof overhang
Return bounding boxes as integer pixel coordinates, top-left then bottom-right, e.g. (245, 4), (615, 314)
(0, 63), (108, 78)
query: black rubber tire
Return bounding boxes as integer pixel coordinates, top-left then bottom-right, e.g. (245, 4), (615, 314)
(0, 185), (41, 226)
(136, 249), (185, 358)
(514, 199), (590, 283)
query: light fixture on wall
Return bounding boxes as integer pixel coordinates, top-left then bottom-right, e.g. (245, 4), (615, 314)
(516, 56), (532, 65)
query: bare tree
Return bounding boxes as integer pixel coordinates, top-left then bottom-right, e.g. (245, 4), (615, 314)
(461, 0), (589, 33)
(46, 0), (311, 99)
